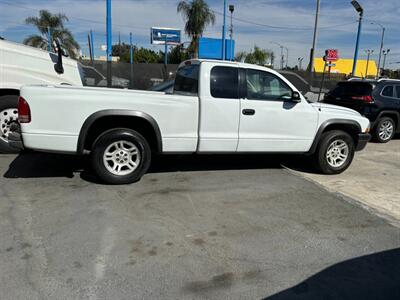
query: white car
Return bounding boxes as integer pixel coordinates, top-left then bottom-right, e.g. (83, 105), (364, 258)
(11, 59), (371, 184)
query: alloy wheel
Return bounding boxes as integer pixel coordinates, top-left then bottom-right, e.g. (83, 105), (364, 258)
(326, 139), (349, 168)
(103, 140), (141, 176)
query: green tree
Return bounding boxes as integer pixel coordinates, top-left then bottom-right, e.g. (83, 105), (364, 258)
(177, 0), (216, 58)
(23, 10), (80, 59)
(235, 46), (274, 66)
(168, 45), (190, 64)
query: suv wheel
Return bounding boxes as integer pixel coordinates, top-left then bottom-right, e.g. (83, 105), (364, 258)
(91, 128), (151, 184)
(0, 95), (20, 154)
(373, 117), (395, 143)
(315, 130), (355, 174)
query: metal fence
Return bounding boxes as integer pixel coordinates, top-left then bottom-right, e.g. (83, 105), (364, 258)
(80, 60), (179, 90)
(81, 60), (347, 93)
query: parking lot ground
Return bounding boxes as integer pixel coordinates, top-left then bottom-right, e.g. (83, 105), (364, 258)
(286, 138), (400, 227)
(0, 152), (400, 300)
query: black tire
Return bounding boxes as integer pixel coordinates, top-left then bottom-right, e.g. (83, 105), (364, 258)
(91, 128), (151, 184)
(0, 95), (20, 154)
(314, 130), (355, 175)
(372, 117), (395, 143)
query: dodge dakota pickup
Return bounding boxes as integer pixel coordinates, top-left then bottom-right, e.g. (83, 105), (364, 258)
(11, 59), (371, 184)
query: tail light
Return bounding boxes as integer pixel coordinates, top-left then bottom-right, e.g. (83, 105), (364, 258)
(18, 96), (31, 123)
(351, 95), (373, 103)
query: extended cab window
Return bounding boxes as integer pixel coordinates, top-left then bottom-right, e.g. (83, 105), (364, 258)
(210, 66), (239, 99)
(246, 69), (291, 101)
(174, 64), (199, 96)
(382, 85), (394, 97)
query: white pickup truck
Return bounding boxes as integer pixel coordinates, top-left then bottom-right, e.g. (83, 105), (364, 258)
(11, 59), (371, 184)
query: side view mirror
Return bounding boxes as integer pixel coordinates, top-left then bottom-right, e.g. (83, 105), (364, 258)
(291, 91), (301, 103)
(53, 38), (64, 74)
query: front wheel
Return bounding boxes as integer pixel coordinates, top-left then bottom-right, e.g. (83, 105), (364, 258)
(91, 129), (151, 184)
(314, 130), (355, 174)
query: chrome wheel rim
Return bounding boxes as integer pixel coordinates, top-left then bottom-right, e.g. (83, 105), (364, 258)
(0, 108), (18, 143)
(103, 141), (141, 176)
(326, 139), (349, 168)
(378, 121), (393, 141)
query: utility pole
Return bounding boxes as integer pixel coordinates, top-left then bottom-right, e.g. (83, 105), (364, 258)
(309, 0), (321, 79)
(90, 30), (94, 60)
(222, 0), (227, 60)
(106, 0), (112, 88)
(365, 49), (374, 78)
(371, 22), (385, 78)
(229, 5), (234, 61)
(351, 0), (364, 77)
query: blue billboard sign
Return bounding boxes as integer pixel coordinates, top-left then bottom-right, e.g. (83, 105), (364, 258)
(151, 27), (181, 45)
(198, 37), (235, 60)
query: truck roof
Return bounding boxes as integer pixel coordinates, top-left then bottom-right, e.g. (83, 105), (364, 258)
(0, 38), (78, 67)
(180, 59), (279, 74)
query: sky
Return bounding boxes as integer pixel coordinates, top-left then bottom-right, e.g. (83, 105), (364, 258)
(0, 0), (399, 69)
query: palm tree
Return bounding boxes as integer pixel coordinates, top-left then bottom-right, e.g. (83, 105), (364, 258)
(23, 10), (80, 59)
(177, 0), (215, 58)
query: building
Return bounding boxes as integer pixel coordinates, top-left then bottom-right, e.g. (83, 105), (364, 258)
(314, 58), (377, 77)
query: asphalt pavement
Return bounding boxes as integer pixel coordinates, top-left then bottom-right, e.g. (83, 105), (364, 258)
(0, 152), (399, 300)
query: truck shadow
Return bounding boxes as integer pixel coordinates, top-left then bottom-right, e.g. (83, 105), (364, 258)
(3, 152), (318, 183)
(263, 247), (400, 300)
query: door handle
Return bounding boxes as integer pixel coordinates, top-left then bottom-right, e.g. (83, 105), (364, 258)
(242, 109), (255, 115)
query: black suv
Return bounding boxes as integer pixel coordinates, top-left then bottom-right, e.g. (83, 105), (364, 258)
(323, 79), (400, 143)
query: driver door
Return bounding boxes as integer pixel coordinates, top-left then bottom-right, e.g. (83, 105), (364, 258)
(237, 68), (318, 152)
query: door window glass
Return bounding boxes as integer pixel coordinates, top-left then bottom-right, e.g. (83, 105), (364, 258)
(395, 86), (400, 99)
(174, 64), (199, 96)
(382, 85), (394, 97)
(246, 69), (292, 100)
(210, 66), (239, 99)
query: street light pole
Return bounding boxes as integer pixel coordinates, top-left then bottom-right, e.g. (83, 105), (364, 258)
(309, 0), (321, 78)
(365, 49), (374, 78)
(222, 0), (227, 60)
(284, 47), (289, 69)
(371, 22), (385, 78)
(298, 57), (304, 70)
(382, 49), (390, 75)
(351, 0), (364, 77)
(270, 41), (285, 70)
(229, 5), (234, 61)
(106, 0), (112, 88)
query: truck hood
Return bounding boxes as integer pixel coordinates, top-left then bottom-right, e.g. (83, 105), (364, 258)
(311, 102), (361, 117)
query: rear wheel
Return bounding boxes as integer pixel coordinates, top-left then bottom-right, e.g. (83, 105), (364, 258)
(0, 95), (19, 154)
(91, 128), (151, 184)
(373, 117), (395, 143)
(314, 130), (355, 174)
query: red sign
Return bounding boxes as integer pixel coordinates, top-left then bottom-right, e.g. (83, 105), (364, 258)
(324, 49), (339, 62)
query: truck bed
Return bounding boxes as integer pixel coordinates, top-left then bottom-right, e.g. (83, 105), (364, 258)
(20, 85), (199, 153)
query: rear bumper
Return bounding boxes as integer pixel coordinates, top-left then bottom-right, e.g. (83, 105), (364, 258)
(355, 133), (371, 151)
(8, 123), (24, 151)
